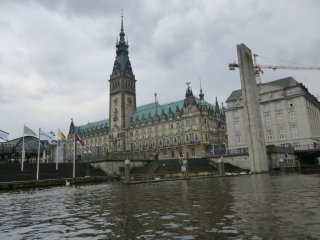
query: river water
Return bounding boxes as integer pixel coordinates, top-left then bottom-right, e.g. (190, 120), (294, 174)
(0, 174), (319, 240)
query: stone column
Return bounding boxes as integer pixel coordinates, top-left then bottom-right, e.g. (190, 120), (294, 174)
(279, 159), (285, 173)
(237, 44), (268, 173)
(181, 158), (188, 179)
(125, 159), (131, 182)
(218, 156), (225, 176)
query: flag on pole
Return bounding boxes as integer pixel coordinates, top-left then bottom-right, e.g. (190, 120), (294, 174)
(0, 130), (9, 141)
(24, 125), (37, 137)
(36, 128), (41, 180)
(75, 134), (85, 146)
(40, 129), (56, 143)
(21, 125), (36, 172)
(58, 129), (66, 140)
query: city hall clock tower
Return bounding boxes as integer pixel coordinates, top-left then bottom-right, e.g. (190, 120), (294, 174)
(109, 15), (136, 151)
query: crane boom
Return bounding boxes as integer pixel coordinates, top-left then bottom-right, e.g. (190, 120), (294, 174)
(256, 65), (320, 71)
(228, 63), (320, 71)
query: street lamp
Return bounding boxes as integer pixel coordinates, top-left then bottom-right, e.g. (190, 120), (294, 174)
(154, 92), (159, 160)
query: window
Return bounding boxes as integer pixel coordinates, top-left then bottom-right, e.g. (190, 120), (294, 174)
(266, 129), (274, 141)
(234, 121), (240, 131)
(289, 112), (295, 123)
(189, 133), (196, 143)
(191, 148), (196, 156)
(236, 134), (241, 144)
(286, 89), (293, 96)
(263, 104), (270, 112)
(265, 115), (271, 126)
(291, 128), (298, 138)
(176, 123), (180, 129)
(271, 92), (278, 99)
(191, 119), (196, 125)
(277, 114), (283, 124)
(275, 102), (281, 110)
(161, 125), (166, 131)
(261, 94), (267, 101)
(148, 128), (151, 133)
(186, 120), (190, 126)
(233, 110), (239, 119)
(177, 136), (182, 145)
(293, 142), (300, 149)
(279, 128), (286, 139)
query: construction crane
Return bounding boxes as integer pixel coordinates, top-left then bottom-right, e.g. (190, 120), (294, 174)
(229, 54), (320, 84)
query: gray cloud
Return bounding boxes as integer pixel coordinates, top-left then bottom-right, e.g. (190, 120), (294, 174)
(1, 0), (320, 139)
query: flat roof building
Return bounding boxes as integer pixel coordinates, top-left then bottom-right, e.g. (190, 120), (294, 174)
(225, 77), (320, 150)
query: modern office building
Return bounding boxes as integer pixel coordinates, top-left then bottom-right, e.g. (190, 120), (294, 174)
(225, 77), (320, 150)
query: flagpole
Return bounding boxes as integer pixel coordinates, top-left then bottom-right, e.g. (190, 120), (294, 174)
(56, 129), (59, 170)
(21, 125), (25, 172)
(73, 133), (76, 178)
(36, 128), (41, 180)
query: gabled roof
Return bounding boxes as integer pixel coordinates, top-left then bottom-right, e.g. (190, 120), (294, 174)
(226, 77), (298, 102)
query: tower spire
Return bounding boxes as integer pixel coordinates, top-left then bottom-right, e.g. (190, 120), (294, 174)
(121, 9), (124, 32)
(199, 77), (204, 101)
(115, 11), (129, 74)
(215, 96), (220, 113)
(119, 9), (125, 43)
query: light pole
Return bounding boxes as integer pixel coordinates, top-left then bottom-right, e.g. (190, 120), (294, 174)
(155, 92), (159, 160)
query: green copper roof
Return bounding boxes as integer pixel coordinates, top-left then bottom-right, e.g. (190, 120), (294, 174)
(132, 97), (216, 123)
(133, 100), (184, 121)
(226, 77), (298, 102)
(76, 119), (109, 134)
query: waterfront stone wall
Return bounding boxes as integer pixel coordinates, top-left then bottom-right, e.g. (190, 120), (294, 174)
(211, 151), (296, 171)
(91, 161), (146, 176)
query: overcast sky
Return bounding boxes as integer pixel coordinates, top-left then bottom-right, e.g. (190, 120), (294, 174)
(1, 0), (320, 140)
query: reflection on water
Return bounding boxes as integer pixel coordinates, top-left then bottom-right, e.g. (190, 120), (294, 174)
(0, 174), (319, 239)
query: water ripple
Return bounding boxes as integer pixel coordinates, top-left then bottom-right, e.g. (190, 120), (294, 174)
(0, 175), (319, 239)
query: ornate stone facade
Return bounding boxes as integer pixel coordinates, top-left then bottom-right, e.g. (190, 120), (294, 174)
(66, 17), (227, 161)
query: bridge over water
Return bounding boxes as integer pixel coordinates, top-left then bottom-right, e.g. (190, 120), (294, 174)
(294, 144), (320, 164)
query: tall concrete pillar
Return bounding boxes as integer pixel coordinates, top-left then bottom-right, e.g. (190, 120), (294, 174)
(237, 44), (269, 173)
(218, 156), (225, 176)
(181, 158), (188, 179)
(125, 159), (131, 182)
